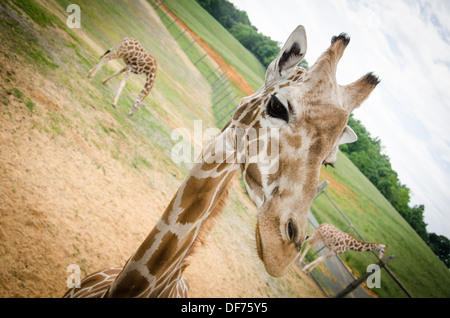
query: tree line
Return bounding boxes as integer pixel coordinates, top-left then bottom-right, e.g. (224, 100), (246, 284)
(197, 0), (450, 268)
(196, 0), (280, 67)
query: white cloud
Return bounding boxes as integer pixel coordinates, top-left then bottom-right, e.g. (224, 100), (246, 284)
(231, 0), (450, 237)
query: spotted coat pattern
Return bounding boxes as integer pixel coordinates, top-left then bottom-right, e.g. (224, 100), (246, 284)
(299, 223), (387, 273)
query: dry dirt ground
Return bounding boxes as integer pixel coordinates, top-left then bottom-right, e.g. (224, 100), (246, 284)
(0, 0), (323, 298)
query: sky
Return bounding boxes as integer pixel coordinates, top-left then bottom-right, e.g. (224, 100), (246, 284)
(230, 0), (450, 238)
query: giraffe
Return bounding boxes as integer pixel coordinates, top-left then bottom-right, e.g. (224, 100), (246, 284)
(64, 25), (379, 297)
(87, 37), (157, 116)
(299, 223), (387, 273)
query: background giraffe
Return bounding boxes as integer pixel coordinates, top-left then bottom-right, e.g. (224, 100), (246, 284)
(64, 25), (378, 297)
(299, 223), (387, 273)
(87, 37), (157, 116)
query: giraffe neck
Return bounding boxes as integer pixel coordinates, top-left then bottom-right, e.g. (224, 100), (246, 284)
(138, 72), (156, 102)
(347, 239), (379, 253)
(106, 129), (239, 297)
(129, 71), (157, 115)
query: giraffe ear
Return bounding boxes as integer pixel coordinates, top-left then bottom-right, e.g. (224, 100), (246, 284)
(338, 126), (358, 145)
(266, 25), (307, 85)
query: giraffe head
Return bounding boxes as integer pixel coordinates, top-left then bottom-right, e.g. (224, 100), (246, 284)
(375, 244), (387, 260)
(228, 26), (379, 277)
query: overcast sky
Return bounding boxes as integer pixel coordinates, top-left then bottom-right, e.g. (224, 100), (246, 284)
(230, 0), (450, 238)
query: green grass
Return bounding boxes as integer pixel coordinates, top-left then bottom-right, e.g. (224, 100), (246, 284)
(10, 0), (58, 27)
(25, 98), (35, 112)
(46, 111), (69, 136)
(160, 0), (266, 92)
(12, 88), (24, 99)
(1, 1), (59, 71)
(156, 10), (217, 79)
(10, 88), (35, 112)
(132, 156), (153, 170)
(311, 151), (450, 297)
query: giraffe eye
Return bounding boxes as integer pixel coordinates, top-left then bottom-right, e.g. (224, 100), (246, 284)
(267, 94), (289, 122)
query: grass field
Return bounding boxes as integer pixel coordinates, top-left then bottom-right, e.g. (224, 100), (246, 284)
(312, 152), (450, 297)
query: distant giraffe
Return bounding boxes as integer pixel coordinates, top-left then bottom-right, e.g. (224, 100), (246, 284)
(299, 223), (387, 273)
(87, 37), (157, 116)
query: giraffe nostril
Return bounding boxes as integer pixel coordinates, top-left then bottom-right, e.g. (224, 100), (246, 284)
(287, 220), (297, 243)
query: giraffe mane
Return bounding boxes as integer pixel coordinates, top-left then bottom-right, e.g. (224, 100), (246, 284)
(101, 49), (111, 58)
(180, 174), (235, 270)
(348, 235), (384, 249)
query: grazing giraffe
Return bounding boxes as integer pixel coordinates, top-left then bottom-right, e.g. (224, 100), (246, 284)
(64, 25), (379, 298)
(299, 223), (387, 273)
(87, 37), (157, 116)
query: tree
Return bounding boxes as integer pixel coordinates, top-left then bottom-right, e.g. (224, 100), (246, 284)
(428, 233), (450, 268)
(197, 0), (280, 67)
(407, 205), (428, 241)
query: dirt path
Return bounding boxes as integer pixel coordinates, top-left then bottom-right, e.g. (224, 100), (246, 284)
(159, 3), (255, 96)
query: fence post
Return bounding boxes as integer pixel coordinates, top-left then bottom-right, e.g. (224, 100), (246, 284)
(160, 8), (171, 20)
(211, 72), (227, 87)
(381, 264), (414, 298)
(153, 0), (164, 9)
(194, 53), (208, 65)
(206, 66), (221, 81)
(213, 91), (234, 110)
(314, 180), (330, 199)
(335, 255), (395, 298)
(217, 102), (237, 125)
(212, 83), (231, 101)
(184, 39), (197, 52)
(212, 78), (229, 94)
(175, 29), (188, 40)
(166, 17), (179, 29)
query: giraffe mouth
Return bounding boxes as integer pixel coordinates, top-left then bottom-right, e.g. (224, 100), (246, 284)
(255, 225), (264, 261)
